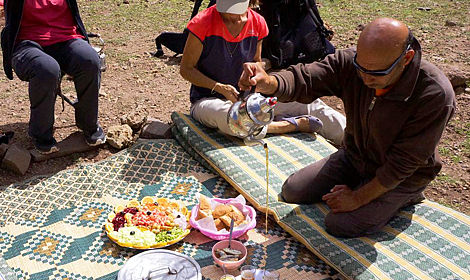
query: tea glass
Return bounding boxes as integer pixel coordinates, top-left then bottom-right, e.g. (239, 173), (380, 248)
(219, 274), (236, 280)
(262, 268), (280, 280)
(240, 265), (256, 280)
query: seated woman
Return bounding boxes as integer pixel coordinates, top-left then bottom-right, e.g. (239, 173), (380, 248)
(180, 0), (345, 145)
(1, 0), (105, 154)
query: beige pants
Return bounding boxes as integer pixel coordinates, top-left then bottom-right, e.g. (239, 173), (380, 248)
(190, 97), (346, 145)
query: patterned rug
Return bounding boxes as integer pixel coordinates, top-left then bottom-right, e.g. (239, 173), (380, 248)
(0, 140), (343, 280)
(171, 112), (470, 280)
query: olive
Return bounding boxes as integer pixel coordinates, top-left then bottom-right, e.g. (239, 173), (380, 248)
(154, 202), (159, 206)
(130, 231), (135, 235)
(176, 215), (181, 218)
(146, 211), (151, 215)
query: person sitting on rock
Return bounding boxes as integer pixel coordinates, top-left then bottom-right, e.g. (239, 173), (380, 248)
(1, 0), (106, 154)
(180, 0), (346, 145)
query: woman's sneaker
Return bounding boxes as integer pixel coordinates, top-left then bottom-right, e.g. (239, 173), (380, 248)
(33, 137), (60, 155)
(84, 126), (106, 146)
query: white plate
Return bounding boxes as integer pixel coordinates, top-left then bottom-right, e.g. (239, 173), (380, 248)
(117, 249), (202, 280)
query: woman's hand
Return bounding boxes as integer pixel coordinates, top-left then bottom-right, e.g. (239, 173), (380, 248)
(238, 62), (278, 95)
(214, 83), (239, 103)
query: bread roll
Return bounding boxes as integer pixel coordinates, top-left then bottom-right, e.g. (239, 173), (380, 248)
(228, 205), (245, 226)
(214, 218), (226, 231)
(196, 195), (212, 220)
(213, 204), (232, 219)
(219, 215), (233, 227)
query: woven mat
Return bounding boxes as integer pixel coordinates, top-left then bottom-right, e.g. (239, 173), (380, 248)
(0, 140), (343, 280)
(171, 112), (470, 280)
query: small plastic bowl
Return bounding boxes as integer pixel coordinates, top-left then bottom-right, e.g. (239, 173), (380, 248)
(212, 239), (247, 271)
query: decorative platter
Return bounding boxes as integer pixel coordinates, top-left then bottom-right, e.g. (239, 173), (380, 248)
(104, 197), (191, 249)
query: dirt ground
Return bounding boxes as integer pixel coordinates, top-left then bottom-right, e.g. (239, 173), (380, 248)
(0, 3), (469, 215)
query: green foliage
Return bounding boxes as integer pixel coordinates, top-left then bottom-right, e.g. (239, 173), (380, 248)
(435, 174), (460, 185)
(320, 0), (469, 64)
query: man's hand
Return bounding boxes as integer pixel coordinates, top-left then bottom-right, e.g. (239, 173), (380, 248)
(214, 83), (239, 103)
(322, 185), (363, 213)
(322, 177), (389, 213)
(238, 62), (277, 94)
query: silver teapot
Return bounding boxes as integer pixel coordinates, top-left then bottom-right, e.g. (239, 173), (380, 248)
(227, 92), (277, 146)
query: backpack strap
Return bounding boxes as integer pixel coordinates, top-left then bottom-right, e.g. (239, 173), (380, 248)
(190, 0), (204, 19)
(303, 0), (333, 38)
(261, 0), (284, 68)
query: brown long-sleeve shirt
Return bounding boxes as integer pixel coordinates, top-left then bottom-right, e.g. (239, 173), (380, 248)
(272, 39), (455, 190)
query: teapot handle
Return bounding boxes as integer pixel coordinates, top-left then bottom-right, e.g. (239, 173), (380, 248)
(240, 85), (256, 101)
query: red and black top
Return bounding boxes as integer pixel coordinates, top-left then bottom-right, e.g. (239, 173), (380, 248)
(187, 5), (268, 103)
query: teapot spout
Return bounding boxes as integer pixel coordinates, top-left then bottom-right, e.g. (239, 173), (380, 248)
(243, 135), (265, 146)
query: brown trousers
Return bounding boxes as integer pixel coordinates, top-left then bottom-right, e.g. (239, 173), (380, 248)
(281, 149), (425, 237)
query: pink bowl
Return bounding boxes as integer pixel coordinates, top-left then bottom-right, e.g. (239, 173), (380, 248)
(212, 240), (247, 271)
(190, 197), (257, 240)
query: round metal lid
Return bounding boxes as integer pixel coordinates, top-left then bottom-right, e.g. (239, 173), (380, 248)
(118, 249), (202, 280)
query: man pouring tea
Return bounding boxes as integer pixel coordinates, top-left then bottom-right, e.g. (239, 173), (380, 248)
(239, 18), (455, 237)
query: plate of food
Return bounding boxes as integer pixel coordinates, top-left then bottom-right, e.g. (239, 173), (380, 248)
(104, 196), (191, 249)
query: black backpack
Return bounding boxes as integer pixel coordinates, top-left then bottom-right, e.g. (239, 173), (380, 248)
(154, 0), (216, 57)
(259, 0), (335, 69)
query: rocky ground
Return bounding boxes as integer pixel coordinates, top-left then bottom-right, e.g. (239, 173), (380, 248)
(0, 0), (468, 214)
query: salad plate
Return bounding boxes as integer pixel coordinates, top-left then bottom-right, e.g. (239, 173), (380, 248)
(104, 196), (191, 249)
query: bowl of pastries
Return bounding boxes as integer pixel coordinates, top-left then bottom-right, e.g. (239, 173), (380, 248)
(190, 194), (256, 240)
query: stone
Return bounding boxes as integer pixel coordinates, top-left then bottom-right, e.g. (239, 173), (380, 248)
(140, 118), (172, 139)
(417, 7), (432, 11)
(0, 144), (8, 161)
(30, 132), (96, 162)
(1, 144), (31, 175)
(442, 66), (468, 88)
(454, 87), (465, 95)
(445, 20), (457, 27)
(107, 124), (134, 149)
(120, 108), (148, 132)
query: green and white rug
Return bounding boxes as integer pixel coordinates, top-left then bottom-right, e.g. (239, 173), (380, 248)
(171, 112), (470, 280)
(0, 140), (342, 280)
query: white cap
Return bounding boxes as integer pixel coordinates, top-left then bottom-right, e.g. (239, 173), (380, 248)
(216, 0), (249, 15)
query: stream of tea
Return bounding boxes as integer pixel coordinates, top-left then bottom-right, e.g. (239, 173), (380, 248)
(263, 143), (269, 238)
(239, 144), (275, 280)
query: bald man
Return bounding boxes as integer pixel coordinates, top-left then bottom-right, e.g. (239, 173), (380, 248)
(238, 18), (456, 237)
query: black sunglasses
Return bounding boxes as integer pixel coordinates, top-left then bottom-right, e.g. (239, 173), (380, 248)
(353, 44), (411, 76)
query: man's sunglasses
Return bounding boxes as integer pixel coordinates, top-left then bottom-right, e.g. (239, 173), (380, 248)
(353, 44), (411, 76)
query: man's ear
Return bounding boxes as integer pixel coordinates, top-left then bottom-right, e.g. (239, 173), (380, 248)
(403, 49), (415, 66)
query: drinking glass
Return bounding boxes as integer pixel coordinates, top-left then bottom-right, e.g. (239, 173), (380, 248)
(240, 265), (256, 280)
(219, 274), (236, 280)
(262, 268), (280, 280)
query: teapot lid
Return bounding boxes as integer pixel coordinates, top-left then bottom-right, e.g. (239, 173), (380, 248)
(117, 249), (202, 280)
